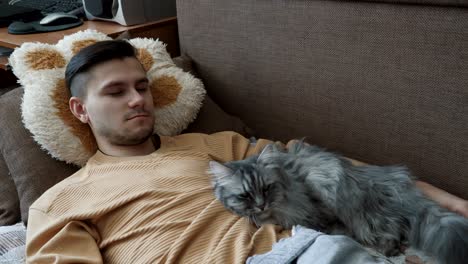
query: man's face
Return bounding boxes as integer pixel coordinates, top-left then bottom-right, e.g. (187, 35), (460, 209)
(81, 57), (155, 146)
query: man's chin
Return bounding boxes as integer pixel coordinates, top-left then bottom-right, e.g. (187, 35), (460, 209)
(113, 128), (154, 146)
(126, 135), (153, 146)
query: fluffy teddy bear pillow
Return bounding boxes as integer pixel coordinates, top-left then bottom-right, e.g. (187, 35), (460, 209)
(9, 29), (206, 167)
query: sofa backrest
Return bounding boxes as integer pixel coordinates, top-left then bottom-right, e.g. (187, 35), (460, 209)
(363, 0), (468, 7)
(176, 0), (468, 199)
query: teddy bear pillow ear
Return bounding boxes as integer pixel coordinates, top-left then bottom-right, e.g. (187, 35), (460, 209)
(9, 43), (67, 81)
(9, 29), (206, 167)
(8, 30), (111, 167)
(128, 38), (206, 135)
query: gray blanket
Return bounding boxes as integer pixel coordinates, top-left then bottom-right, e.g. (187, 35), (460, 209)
(247, 226), (413, 264)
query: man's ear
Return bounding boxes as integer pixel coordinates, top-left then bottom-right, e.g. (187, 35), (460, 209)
(69, 97), (89, 123)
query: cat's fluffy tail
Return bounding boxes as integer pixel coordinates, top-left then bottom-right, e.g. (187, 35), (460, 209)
(408, 197), (468, 264)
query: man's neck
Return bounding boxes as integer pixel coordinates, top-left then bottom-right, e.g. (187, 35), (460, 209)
(97, 136), (159, 157)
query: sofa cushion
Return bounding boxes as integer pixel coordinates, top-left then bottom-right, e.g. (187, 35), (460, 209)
(175, 55), (254, 136)
(0, 153), (20, 226)
(0, 88), (77, 223)
(0, 88), (79, 225)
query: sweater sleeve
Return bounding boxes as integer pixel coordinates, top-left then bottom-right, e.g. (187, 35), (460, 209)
(26, 208), (103, 264)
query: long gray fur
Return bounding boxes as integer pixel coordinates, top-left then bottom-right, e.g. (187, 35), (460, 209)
(208, 141), (468, 264)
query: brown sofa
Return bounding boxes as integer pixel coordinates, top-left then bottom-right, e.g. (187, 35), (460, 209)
(0, 0), (466, 256)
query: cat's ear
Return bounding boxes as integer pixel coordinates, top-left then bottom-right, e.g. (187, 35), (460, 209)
(258, 144), (277, 162)
(208, 161), (234, 183)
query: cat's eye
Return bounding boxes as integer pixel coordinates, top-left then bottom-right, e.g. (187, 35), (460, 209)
(238, 193), (249, 199)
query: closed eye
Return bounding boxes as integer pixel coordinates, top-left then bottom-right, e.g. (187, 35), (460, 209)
(136, 84), (148, 92)
(136, 79), (149, 92)
(109, 91), (123, 96)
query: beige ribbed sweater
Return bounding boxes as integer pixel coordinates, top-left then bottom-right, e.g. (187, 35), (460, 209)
(26, 132), (290, 264)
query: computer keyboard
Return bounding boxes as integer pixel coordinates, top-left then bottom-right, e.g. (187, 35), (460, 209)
(9, 0), (83, 15)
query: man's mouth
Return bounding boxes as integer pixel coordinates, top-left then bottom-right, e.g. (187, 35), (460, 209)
(126, 112), (150, 120)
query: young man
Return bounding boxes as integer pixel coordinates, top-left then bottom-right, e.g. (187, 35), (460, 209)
(26, 40), (467, 263)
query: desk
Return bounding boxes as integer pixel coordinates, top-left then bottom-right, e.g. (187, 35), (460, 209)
(0, 17), (180, 87)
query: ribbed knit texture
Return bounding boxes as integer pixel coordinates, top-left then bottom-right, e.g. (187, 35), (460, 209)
(26, 132), (290, 264)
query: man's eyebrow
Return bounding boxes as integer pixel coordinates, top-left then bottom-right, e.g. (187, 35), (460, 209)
(101, 81), (125, 90)
(100, 77), (149, 90)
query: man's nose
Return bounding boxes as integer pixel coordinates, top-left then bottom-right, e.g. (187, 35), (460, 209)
(128, 88), (145, 108)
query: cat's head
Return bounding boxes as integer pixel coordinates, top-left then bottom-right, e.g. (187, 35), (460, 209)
(208, 145), (289, 225)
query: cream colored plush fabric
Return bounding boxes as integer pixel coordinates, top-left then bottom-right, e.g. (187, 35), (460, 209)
(9, 30), (206, 167)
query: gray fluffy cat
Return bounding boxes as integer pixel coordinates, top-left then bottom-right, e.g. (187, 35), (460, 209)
(209, 141), (468, 264)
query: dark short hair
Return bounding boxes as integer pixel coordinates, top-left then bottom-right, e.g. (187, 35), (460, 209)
(65, 40), (137, 98)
